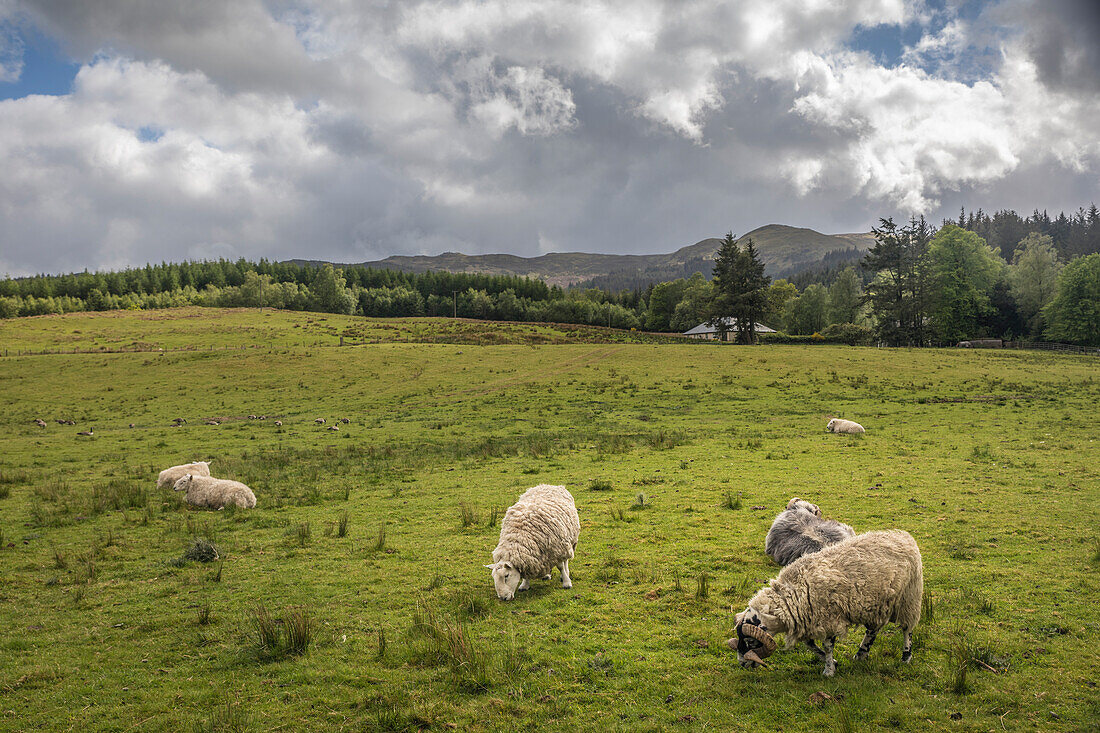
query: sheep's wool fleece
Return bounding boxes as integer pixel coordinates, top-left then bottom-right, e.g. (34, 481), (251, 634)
(765, 509), (856, 566)
(157, 462), (211, 489)
(493, 484), (580, 578)
(753, 530), (922, 644)
(178, 475), (257, 509)
(829, 419), (865, 434)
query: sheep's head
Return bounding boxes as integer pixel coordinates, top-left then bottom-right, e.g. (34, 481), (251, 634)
(172, 474), (193, 492)
(786, 497), (821, 517)
(826, 418), (837, 432)
(484, 560), (522, 601)
(730, 606), (779, 670)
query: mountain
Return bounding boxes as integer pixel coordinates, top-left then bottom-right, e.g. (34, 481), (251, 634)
(289, 224), (874, 288)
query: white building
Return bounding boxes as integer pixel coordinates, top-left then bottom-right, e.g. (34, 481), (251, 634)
(683, 317), (776, 340)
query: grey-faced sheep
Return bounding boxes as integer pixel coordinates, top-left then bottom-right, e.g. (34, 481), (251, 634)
(486, 484), (580, 601)
(157, 461), (212, 490)
(173, 474), (256, 509)
(732, 530), (922, 676)
(765, 497), (856, 566)
(826, 418), (865, 434)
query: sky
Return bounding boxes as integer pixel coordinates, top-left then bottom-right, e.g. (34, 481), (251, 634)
(0, 0), (1098, 276)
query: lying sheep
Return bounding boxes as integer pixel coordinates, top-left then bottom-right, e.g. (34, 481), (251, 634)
(486, 484), (580, 601)
(173, 474), (256, 509)
(732, 530), (923, 676)
(157, 461), (212, 490)
(765, 497), (856, 566)
(826, 418), (865, 434)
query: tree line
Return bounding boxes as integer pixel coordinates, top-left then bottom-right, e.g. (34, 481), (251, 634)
(2, 205), (1097, 346)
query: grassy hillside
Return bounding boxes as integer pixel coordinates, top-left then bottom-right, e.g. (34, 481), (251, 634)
(292, 225), (872, 286)
(1, 310), (1097, 732)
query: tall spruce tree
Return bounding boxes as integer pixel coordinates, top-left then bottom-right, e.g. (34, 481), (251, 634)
(861, 217), (933, 346)
(708, 233), (770, 343)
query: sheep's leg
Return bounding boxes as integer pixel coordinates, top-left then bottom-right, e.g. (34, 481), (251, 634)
(855, 626), (881, 660)
(901, 629), (913, 663)
(518, 578), (530, 591)
(805, 640), (827, 660)
(821, 637), (837, 677)
(559, 560), (572, 589)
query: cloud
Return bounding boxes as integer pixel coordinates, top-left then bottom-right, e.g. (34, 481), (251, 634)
(0, 0), (1097, 276)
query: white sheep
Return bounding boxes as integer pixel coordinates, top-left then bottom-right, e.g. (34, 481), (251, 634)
(157, 461), (212, 490)
(173, 474), (257, 509)
(765, 497), (856, 566)
(732, 530), (923, 676)
(486, 484), (580, 601)
(826, 418), (865, 434)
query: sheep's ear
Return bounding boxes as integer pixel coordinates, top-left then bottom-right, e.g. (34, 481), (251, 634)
(484, 563), (498, 570)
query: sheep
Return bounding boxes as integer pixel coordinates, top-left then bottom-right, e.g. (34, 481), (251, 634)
(328, 425), (339, 431)
(34, 419), (46, 428)
(274, 420), (283, 427)
(731, 530), (922, 676)
(173, 474), (257, 509)
(157, 461), (212, 490)
(826, 418), (865, 434)
(76, 430), (93, 437)
(486, 484), (580, 601)
(340, 418), (350, 424)
(765, 497), (856, 566)
(315, 418), (326, 424)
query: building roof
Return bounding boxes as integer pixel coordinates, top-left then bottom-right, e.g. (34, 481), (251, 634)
(683, 318), (777, 336)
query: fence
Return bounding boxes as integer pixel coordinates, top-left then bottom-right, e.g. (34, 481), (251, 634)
(1003, 341), (1100, 356)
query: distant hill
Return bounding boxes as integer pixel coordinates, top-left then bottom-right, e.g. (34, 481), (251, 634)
(289, 224), (874, 288)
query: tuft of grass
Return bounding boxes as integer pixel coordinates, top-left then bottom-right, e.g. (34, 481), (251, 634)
(193, 699), (251, 733)
(695, 571), (710, 600)
(609, 507), (635, 523)
(0, 486), (9, 500)
(459, 502), (479, 528)
(295, 522), (312, 546)
(630, 492), (649, 510)
(587, 478), (613, 492)
(212, 560), (224, 583)
(1091, 538), (1100, 563)
(922, 593), (935, 624)
(486, 506), (501, 529)
(249, 604), (312, 661)
(426, 573), (445, 591)
(453, 588), (490, 621)
(376, 627), (387, 659)
(337, 511), (349, 538)
(183, 537), (220, 563)
(196, 603), (212, 626)
(408, 604), (493, 692)
(721, 491), (742, 510)
(672, 569), (682, 593)
(372, 523), (388, 552)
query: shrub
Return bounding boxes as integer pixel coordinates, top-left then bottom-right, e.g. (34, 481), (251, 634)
(820, 322), (875, 345)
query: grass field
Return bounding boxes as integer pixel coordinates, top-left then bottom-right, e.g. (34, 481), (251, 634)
(1, 308), (1098, 732)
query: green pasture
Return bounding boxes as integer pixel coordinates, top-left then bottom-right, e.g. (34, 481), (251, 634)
(0, 309), (1097, 732)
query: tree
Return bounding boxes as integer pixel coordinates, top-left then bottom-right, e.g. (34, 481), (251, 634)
(826, 267), (862, 325)
(1043, 253), (1100, 345)
(785, 283), (828, 335)
(862, 217), (933, 346)
(708, 233), (771, 343)
(764, 280), (798, 329)
(310, 264), (355, 314)
(644, 279), (688, 331)
(1009, 233), (1062, 337)
(669, 274), (714, 332)
(926, 224), (1006, 343)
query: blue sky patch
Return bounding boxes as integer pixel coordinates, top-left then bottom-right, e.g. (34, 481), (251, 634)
(0, 23), (80, 100)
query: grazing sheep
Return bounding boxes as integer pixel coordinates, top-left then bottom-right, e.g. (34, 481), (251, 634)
(173, 417), (186, 424)
(328, 425), (339, 431)
(765, 497), (856, 566)
(157, 461), (212, 490)
(34, 419), (46, 428)
(128, 423), (135, 428)
(732, 530), (923, 676)
(173, 474), (256, 510)
(340, 418), (350, 424)
(486, 484), (580, 601)
(274, 420), (282, 427)
(76, 430), (93, 437)
(315, 418), (326, 424)
(826, 418), (865, 434)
